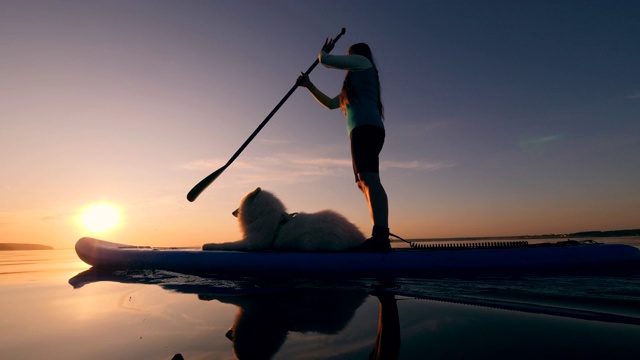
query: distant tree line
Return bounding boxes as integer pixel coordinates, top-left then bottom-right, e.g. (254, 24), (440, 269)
(0, 243), (54, 251)
(413, 228), (640, 242)
(569, 229), (640, 238)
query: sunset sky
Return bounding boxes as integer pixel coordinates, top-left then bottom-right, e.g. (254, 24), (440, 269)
(2, 1), (639, 249)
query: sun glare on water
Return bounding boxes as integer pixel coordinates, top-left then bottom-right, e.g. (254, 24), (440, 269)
(79, 204), (121, 233)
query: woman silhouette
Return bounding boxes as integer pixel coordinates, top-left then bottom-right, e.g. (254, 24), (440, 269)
(297, 38), (391, 252)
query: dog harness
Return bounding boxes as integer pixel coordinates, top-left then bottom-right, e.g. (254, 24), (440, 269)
(270, 212), (298, 249)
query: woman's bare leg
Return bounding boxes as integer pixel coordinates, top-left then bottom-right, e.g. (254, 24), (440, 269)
(356, 172), (388, 228)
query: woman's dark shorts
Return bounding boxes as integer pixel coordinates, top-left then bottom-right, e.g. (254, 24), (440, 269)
(349, 125), (385, 182)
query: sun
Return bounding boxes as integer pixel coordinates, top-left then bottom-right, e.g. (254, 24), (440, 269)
(80, 204), (121, 233)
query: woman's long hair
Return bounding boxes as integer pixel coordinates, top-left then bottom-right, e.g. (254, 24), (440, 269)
(339, 43), (384, 119)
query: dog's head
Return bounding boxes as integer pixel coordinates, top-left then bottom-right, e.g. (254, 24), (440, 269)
(233, 187), (286, 226)
(233, 187), (261, 218)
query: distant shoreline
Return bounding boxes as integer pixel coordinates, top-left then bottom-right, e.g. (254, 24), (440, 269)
(0, 243), (54, 251)
(409, 229), (640, 242)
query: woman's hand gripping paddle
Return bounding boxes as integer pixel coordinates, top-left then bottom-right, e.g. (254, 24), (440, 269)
(187, 28), (346, 202)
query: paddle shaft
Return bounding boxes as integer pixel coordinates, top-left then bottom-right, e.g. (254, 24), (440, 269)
(187, 27), (346, 202)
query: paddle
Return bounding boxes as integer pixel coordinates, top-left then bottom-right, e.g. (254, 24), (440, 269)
(187, 28), (347, 202)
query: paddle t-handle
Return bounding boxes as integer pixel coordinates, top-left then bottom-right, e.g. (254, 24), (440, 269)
(301, 27), (347, 76)
(187, 27), (346, 202)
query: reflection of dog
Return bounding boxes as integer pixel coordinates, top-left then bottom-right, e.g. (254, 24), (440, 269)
(207, 289), (367, 359)
(203, 188), (365, 251)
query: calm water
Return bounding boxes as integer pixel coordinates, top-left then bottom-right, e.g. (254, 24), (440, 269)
(1, 238), (640, 360)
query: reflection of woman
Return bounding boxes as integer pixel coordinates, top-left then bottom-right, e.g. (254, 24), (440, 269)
(297, 38), (390, 252)
(370, 292), (401, 360)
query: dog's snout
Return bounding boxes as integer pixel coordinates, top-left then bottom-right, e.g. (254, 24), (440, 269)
(232, 209), (239, 217)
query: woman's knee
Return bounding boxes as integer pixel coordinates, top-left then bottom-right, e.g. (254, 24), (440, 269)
(357, 172), (381, 188)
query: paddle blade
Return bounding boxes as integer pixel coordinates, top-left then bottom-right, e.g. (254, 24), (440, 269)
(187, 166), (225, 202)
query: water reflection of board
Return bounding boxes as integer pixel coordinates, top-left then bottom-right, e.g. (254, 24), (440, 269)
(75, 237), (640, 276)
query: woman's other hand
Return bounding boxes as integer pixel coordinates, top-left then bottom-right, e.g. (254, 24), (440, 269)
(296, 72), (312, 88)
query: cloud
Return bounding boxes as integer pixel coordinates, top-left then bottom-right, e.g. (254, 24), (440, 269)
(181, 155), (347, 185)
(519, 134), (563, 149)
(290, 157), (352, 167)
(181, 159), (224, 171)
(182, 154), (455, 184)
(0, 213), (15, 226)
(625, 92), (640, 100)
(41, 213), (76, 221)
(257, 138), (294, 145)
(381, 160), (457, 170)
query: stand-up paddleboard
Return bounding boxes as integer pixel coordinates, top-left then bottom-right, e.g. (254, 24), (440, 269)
(74, 237), (640, 276)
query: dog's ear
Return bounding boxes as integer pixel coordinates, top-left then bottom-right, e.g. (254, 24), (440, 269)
(249, 187), (261, 198)
(244, 187), (261, 202)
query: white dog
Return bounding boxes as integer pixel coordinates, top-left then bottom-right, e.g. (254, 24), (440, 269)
(202, 188), (365, 251)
